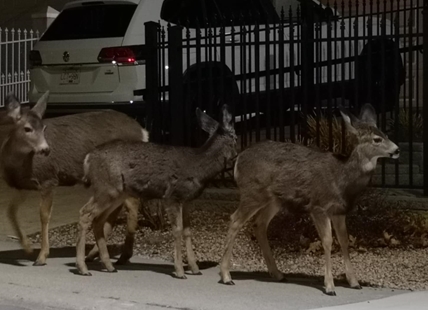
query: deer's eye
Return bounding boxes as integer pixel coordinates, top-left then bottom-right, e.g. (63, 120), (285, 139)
(24, 127), (33, 133)
(373, 137), (383, 144)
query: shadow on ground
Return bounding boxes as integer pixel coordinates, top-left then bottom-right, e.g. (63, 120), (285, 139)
(0, 244), (121, 267)
(0, 244), (366, 294)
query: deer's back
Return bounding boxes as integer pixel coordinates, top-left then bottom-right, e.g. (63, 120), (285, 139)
(87, 140), (217, 202)
(32, 110), (143, 188)
(235, 141), (347, 212)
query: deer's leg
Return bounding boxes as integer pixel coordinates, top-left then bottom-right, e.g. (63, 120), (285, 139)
(92, 198), (125, 273)
(311, 212), (335, 296)
(182, 205), (200, 275)
(7, 190), (32, 254)
(220, 198), (263, 285)
(253, 199), (283, 281)
(116, 197), (140, 265)
(85, 204), (123, 263)
(165, 202), (186, 279)
(331, 215), (361, 289)
(76, 197), (96, 276)
(34, 190), (54, 266)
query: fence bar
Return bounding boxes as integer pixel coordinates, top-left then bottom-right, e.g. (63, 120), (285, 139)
(168, 26), (184, 146)
(289, 7), (296, 143)
(301, 0), (314, 143)
(144, 21), (161, 143)
(423, 0), (428, 195)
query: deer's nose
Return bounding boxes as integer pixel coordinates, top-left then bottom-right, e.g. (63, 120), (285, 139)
(390, 148), (400, 159)
(41, 147), (50, 156)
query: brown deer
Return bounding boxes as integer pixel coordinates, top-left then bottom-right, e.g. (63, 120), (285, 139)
(1, 91), (148, 266)
(75, 105), (237, 277)
(219, 104), (400, 296)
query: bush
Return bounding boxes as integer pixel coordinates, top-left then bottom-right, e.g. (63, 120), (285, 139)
(295, 113), (358, 156)
(388, 108), (423, 142)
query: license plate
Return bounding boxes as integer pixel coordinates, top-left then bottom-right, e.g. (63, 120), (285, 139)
(60, 69), (80, 85)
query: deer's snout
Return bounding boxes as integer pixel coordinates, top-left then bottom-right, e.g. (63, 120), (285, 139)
(390, 148), (400, 159)
(36, 140), (50, 156)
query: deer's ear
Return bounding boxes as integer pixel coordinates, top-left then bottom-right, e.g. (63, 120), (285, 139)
(6, 92), (22, 123)
(340, 109), (358, 135)
(221, 104), (234, 132)
(196, 108), (219, 135)
(31, 91), (49, 119)
(359, 103), (377, 127)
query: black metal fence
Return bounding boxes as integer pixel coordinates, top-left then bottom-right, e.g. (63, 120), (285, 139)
(144, 0), (426, 190)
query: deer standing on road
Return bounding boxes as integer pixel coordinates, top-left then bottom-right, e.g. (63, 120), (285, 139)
(1, 91), (148, 266)
(76, 105), (237, 277)
(219, 104), (400, 295)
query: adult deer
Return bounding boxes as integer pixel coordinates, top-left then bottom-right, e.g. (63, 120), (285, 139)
(1, 91), (148, 266)
(76, 105), (237, 277)
(219, 104), (400, 296)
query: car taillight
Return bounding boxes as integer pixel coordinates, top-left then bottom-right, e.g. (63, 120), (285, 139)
(98, 45), (146, 65)
(29, 50), (42, 68)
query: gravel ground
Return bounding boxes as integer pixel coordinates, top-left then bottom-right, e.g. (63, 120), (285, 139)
(29, 200), (428, 292)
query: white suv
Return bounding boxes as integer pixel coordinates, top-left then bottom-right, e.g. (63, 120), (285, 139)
(29, 0), (161, 114)
(29, 0), (404, 116)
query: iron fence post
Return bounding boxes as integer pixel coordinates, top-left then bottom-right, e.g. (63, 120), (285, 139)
(168, 26), (184, 146)
(423, 0), (428, 195)
(301, 0), (315, 142)
(144, 21), (161, 143)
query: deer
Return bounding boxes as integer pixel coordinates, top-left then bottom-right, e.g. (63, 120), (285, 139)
(0, 91), (149, 266)
(75, 105), (237, 277)
(219, 103), (400, 296)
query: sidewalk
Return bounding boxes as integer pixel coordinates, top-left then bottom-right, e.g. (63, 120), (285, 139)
(316, 291), (428, 310)
(0, 238), (416, 310)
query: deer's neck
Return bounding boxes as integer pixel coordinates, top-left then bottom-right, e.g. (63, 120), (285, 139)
(340, 144), (378, 202)
(0, 135), (36, 189)
(192, 142), (226, 183)
(346, 144), (379, 173)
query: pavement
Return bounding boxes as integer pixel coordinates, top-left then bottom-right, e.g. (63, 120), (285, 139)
(0, 236), (426, 310)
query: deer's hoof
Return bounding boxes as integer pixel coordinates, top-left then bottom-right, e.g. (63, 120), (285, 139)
(221, 280), (235, 285)
(106, 268), (118, 273)
(279, 277), (288, 283)
(173, 274), (187, 280)
(79, 271), (92, 276)
(352, 284), (362, 290)
(193, 271), (203, 276)
(33, 261), (46, 266)
(326, 291), (337, 296)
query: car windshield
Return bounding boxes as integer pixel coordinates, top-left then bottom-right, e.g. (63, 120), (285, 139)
(41, 4), (137, 41)
(161, 0), (279, 28)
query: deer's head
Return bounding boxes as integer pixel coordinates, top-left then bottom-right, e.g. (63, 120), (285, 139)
(340, 103), (400, 161)
(6, 91), (50, 156)
(196, 104), (237, 164)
